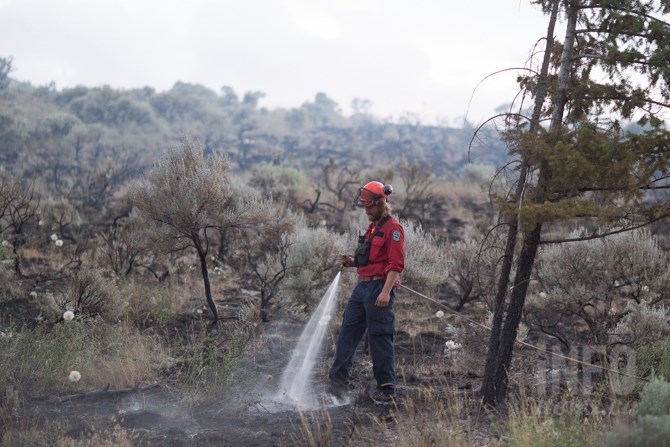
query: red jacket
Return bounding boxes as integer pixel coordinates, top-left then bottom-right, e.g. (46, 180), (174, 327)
(357, 215), (405, 278)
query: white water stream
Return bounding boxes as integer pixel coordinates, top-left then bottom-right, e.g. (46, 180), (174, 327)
(274, 272), (341, 408)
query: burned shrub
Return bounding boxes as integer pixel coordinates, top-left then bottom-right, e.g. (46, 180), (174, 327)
(58, 268), (121, 322)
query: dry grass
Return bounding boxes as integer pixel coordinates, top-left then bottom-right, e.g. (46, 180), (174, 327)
(287, 408), (334, 447)
(121, 279), (189, 326)
(503, 391), (607, 447)
(287, 385), (617, 447)
(90, 328), (169, 388)
(388, 387), (482, 446)
(16, 246), (48, 260)
(55, 425), (138, 447)
(0, 409), (138, 447)
(1, 419), (66, 447)
(0, 318), (169, 396)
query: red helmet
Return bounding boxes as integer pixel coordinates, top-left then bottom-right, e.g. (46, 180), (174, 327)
(354, 181), (393, 207)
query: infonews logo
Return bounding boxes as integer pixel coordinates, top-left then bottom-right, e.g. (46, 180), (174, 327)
(533, 342), (638, 396)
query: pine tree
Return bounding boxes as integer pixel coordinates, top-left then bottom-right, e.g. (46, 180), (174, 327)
(481, 0), (670, 406)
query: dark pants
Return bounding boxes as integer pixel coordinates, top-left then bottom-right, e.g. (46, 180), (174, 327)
(329, 280), (396, 388)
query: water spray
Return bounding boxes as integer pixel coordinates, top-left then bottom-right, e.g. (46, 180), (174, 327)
(274, 272), (342, 409)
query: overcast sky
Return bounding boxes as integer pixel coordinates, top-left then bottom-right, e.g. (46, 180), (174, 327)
(0, 0), (552, 125)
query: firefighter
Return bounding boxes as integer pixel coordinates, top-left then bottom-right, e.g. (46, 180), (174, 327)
(329, 180), (405, 401)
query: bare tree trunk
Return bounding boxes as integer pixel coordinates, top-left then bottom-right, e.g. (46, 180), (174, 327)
(260, 293), (271, 323)
(217, 229), (227, 264)
(454, 285), (473, 311)
(480, 216), (521, 404)
(481, 0), (560, 406)
(12, 241), (23, 278)
(482, 0), (578, 406)
(197, 246), (219, 322)
(494, 223), (542, 402)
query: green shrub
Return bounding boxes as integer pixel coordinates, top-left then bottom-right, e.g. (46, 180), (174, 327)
(282, 225), (348, 310)
(174, 305), (257, 402)
(637, 338), (670, 381)
(607, 415), (670, 447)
(634, 378), (670, 419)
(607, 378), (670, 447)
(505, 405), (600, 447)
